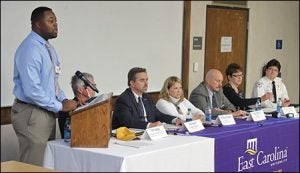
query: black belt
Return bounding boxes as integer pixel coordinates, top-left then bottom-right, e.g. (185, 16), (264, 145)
(15, 98), (30, 105)
(15, 98), (57, 117)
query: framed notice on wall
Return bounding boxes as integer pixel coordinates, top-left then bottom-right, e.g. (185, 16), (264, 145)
(221, 36), (232, 52)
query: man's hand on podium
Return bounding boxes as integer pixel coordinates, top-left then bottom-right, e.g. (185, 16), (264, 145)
(62, 99), (77, 112)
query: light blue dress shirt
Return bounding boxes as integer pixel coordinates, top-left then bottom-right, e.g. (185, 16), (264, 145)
(13, 31), (66, 113)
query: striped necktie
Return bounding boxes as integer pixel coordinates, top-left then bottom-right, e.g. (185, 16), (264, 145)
(138, 97), (146, 121)
(46, 43), (60, 99)
(212, 93), (218, 108)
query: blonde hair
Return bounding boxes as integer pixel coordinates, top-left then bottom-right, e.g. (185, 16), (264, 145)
(159, 76), (184, 103)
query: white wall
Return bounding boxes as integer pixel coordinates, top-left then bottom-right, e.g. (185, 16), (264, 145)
(189, 1), (299, 104)
(1, 1), (183, 106)
(1, 1), (183, 162)
(246, 1), (299, 102)
(189, 1), (210, 94)
(3, 1), (297, 105)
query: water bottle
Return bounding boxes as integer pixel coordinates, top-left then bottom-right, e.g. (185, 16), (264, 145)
(205, 106), (212, 123)
(255, 99), (262, 111)
(64, 117), (71, 142)
(186, 108), (193, 122)
(276, 97), (282, 118)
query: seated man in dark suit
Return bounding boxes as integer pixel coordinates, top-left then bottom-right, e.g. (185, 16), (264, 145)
(58, 72), (97, 138)
(112, 67), (183, 129)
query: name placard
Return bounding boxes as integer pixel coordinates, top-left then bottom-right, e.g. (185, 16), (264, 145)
(183, 119), (205, 133)
(215, 114), (236, 126)
(247, 110), (266, 122)
(144, 125), (168, 140)
(281, 106), (297, 118)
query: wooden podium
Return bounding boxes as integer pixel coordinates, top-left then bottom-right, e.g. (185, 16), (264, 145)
(70, 93), (113, 148)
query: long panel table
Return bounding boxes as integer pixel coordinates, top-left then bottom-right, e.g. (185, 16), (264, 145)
(43, 117), (299, 172)
(187, 117), (299, 172)
(43, 135), (214, 172)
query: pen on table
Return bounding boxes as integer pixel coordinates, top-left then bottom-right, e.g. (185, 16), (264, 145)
(113, 142), (140, 148)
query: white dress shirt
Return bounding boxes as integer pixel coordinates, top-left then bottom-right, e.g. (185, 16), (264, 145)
(252, 76), (289, 109)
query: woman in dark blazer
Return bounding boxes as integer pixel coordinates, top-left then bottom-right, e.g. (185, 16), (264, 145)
(223, 63), (272, 110)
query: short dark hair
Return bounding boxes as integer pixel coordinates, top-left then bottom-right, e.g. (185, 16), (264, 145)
(225, 63), (242, 79)
(31, 6), (52, 23)
(266, 59), (281, 72)
(127, 67), (147, 86)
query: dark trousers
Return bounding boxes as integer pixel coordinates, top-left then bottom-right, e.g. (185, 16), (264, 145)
(58, 111), (69, 139)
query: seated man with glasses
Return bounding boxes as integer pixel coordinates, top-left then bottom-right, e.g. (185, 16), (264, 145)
(58, 72), (97, 138)
(223, 63), (272, 110)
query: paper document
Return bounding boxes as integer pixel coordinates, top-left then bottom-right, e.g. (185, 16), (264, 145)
(163, 123), (182, 131)
(262, 107), (276, 113)
(247, 107), (276, 114)
(113, 141), (152, 148)
(163, 123), (185, 132)
(74, 92), (112, 112)
(128, 128), (145, 136)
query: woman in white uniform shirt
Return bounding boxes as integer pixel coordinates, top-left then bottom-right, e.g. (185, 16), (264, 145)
(252, 59), (291, 109)
(156, 76), (205, 122)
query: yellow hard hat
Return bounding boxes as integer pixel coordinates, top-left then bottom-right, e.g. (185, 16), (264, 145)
(116, 127), (137, 141)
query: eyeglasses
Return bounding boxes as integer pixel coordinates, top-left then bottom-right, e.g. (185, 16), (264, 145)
(232, 74), (243, 78)
(267, 67), (279, 72)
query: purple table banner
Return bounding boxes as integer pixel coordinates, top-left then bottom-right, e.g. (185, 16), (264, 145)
(181, 117), (299, 172)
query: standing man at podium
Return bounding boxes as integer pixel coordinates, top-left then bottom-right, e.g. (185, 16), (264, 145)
(112, 67), (183, 129)
(11, 7), (77, 166)
(58, 72), (97, 138)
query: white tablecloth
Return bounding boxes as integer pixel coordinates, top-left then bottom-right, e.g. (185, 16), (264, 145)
(43, 135), (214, 172)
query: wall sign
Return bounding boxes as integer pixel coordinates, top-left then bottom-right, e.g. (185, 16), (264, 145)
(221, 36), (232, 52)
(193, 37), (202, 50)
(276, 40), (282, 49)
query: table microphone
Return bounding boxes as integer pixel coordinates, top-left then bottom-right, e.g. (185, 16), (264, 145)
(75, 70), (99, 93)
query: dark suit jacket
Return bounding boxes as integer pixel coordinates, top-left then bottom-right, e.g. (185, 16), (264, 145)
(112, 88), (174, 129)
(189, 82), (236, 116)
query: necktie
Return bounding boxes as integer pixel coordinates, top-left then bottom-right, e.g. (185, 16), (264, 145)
(212, 93), (218, 108)
(272, 81), (277, 103)
(138, 97), (146, 121)
(46, 43), (60, 99)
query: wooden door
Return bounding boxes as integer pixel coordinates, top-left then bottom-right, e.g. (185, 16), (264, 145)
(204, 6), (248, 92)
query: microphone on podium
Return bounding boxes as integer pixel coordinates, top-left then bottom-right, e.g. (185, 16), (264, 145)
(75, 70), (99, 93)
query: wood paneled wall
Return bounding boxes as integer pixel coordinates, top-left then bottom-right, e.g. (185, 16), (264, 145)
(1, 106), (12, 125)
